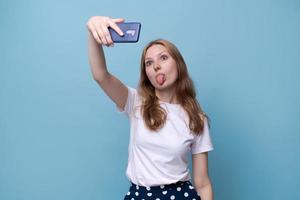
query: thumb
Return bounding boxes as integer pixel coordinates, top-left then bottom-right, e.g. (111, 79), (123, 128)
(112, 18), (125, 23)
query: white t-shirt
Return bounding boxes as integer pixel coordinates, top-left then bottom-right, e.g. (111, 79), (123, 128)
(117, 86), (214, 187)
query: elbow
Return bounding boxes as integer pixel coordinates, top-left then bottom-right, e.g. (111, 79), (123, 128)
(93, 72), (110, 83)
(193, 176), (211, 188)
(93, 76), (101, 82)
(93, 76), (104, 84)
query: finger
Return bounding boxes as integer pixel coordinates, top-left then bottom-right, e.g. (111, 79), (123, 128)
(112, 18), (125, 23)
(108, 21), (124, 36)
(90, 24), (102, 44)
(92, 30), (102, 44)
(101, 25), (114, 46)
(96, 26), (109, 46)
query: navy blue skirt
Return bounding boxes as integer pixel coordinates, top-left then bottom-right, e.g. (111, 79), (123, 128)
(124, 180), (201, 200)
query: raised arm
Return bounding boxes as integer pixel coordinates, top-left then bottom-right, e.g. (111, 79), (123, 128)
(86, 16), (128, 110)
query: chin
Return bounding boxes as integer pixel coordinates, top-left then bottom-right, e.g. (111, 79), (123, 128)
(151, 80), (174, 90)
(155, 83), (173, 90)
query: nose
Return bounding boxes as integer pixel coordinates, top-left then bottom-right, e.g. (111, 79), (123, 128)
(153, 63), (161, 71)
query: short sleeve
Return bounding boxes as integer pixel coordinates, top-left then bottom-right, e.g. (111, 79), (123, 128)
(116, 86), (137, 116)
(191, 117), (214, 154)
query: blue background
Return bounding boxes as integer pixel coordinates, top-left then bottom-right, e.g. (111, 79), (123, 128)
(1, 0), (299, 199)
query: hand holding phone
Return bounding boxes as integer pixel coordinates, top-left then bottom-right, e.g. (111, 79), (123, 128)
(109, 22), (141, 43)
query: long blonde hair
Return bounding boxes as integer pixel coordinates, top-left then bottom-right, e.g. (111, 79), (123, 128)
(137, 39), (210, 135)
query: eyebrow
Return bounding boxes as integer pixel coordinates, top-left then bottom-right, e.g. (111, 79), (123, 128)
(145, 51), (168, 60)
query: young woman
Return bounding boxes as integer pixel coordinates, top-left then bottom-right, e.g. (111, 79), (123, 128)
(86, 16), (214, 200)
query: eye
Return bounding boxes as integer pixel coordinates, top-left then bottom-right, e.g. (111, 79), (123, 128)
(145, 60), (152, 67)
(161, 55), (168, 61)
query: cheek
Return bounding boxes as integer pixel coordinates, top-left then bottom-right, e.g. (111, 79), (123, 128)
(170, 71), (178, 82)
(145, 68), (149, 77)
(166, 64), (178, 80)
(145, 69), (153, 81)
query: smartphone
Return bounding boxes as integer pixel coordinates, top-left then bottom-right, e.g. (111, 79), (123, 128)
(108, 22), (141, 43)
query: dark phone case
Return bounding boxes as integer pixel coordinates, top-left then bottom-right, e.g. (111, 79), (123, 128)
(108, 22), (141, 43)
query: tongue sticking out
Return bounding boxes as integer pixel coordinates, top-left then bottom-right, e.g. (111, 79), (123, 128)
(156, 74), (166, 85)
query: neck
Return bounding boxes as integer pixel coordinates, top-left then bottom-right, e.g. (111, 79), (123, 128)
(155, 87), (178, 104)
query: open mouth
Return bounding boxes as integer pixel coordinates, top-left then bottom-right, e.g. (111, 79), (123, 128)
(155, 73), (166, 85)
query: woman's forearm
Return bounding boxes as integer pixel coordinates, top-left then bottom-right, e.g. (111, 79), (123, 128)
(87, 30), (109, 81)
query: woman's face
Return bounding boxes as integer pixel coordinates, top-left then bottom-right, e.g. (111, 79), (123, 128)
(144, 44), (178, 90)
